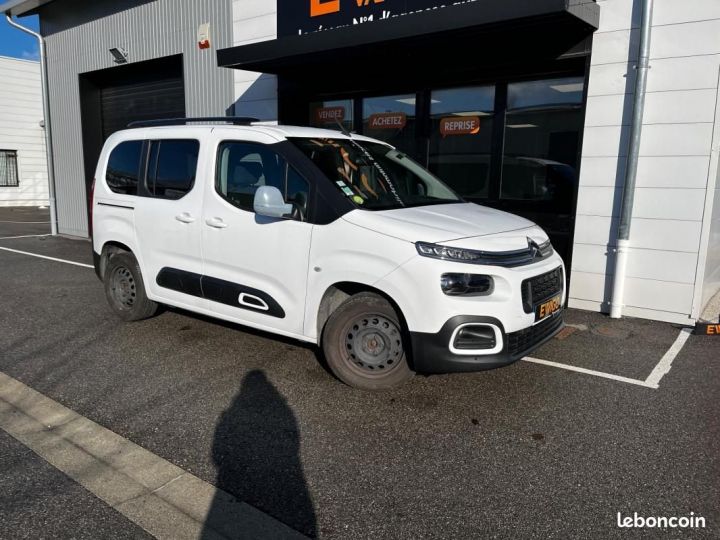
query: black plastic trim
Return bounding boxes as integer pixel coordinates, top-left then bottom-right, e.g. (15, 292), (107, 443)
(156, 267), (285, 319)
(156, 267), (203, 299)
(201, 275), (285, 319)
(269, 140), (355, 225)
(97, 202), (134, 210)
(93, 250), (102, 280)
(409, 312), (563, 373)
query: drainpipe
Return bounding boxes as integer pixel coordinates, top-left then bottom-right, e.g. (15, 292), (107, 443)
(609, 0), (654, 319)
(6, 13), (58, 236)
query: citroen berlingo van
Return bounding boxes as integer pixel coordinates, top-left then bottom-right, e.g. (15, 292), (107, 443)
(92, 118), (565, 389)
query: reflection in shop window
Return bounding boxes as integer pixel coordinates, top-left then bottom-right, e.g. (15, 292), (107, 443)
(501, 77), (584, 208)
(362, 94), (417, 158)
(309, 99), (354, 132)
(429, 86), (495, 199)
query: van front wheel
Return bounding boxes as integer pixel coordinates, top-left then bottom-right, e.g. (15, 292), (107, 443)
(322, 293), (414, 390)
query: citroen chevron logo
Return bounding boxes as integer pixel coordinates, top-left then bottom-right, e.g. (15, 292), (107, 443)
(527, 237), (540, 259)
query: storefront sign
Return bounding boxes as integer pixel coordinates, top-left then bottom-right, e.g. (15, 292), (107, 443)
(279, 0), (475, 37)
(314, 106), (346, 124)
(440, 116), (481, 137)
(368, 112), (407, 130)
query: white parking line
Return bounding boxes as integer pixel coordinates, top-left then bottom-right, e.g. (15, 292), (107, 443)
(0, 234), (51, 240)
(522, 357), (655, 388)
(644, 328), (693, 389)
(523, 327), (693, 390)
(0, 246), (93, 269)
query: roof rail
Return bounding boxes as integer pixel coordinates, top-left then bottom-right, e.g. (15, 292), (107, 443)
(126, 117), (260, 128)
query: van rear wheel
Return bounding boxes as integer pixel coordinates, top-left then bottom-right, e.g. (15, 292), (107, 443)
(104, 252), (158, 321)
(322, 293), (414, 390)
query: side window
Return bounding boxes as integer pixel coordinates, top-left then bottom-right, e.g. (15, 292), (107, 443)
(106, 141), (143, 195)
(147, 140), (200, 200)
(216, 142), (309, 217)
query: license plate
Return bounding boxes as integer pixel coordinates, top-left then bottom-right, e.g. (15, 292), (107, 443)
(535, 294), (562, 321)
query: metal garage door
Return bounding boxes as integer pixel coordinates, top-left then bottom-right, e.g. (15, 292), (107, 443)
(100, 75), (185, 139)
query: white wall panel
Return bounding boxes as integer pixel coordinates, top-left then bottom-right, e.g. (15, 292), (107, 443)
(584, 93), (633, 127)
(581, 125), (629, 157)
(650, 20), (720, 59)
(574, 0), (720, 322)
(586, 61), (634, 96)
(632, 187), (707, 221)
(595, 0), (638, 33)
(636, 156), (711, 189)
(571, 243), (699, 284)
(653, 0), (720, 27)
(576, 186), (620, 217)
(629, 218), (703, 253)
(0, 57), (48, 207)
(232, 0), (279, 121)
(590, 29), (639, 65)
(623, 277), (695, 314)
(579, 156), (625, 187)
(573, 215), (618, 245)
(647, 55), (720, 92)
(643, 89), (718, 125)
(638, 123), (714, 157)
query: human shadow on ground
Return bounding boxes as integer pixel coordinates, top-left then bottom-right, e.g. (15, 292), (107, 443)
(200, 370), (317, 539)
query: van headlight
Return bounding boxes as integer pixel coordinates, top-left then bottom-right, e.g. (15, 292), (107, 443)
(416, 242), (486, 263)
(441, 273), (494, 296)
(416, 239), (553, 267)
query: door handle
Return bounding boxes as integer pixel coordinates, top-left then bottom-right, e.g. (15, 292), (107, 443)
(205, 217), (228, 229)
(175, 212), (195, 224)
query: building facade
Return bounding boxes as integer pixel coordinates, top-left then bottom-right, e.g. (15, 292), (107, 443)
(0, 55), (48, 207)
(1, 0), (719, 324)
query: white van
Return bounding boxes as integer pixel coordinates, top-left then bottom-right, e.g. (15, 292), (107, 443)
(92, 118), (565, 389)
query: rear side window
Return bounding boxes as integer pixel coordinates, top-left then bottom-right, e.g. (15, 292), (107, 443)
(147, 140), (200, 200)
(106, 141), (143, 195)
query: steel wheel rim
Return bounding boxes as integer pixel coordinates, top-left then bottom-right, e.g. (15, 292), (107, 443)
(110, 266), (137, 309)
(343, 314), (403, 375)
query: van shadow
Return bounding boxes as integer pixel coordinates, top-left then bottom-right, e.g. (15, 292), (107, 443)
(200, 370), (317, 538)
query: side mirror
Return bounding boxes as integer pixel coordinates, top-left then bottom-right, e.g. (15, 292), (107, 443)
(253, 186), (293, 219)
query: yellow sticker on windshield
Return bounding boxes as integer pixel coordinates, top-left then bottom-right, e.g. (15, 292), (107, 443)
(353, 195), (364, 205)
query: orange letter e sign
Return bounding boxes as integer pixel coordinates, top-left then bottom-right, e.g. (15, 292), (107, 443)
(310, 0), (340, 17)
(311, 0), (385, 17)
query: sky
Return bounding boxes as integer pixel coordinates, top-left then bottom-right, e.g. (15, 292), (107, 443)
(0, 15), (40, 61)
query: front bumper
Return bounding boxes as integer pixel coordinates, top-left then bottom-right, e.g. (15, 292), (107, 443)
(409, 311), (564, 373)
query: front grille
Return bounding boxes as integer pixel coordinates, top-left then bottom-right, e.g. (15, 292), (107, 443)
(521, 266), (564, 313)
(507, 313), (563, 358)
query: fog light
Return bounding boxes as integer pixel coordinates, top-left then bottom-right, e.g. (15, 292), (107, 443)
(440, 273), (493, 296)
(453, 325), (497, 350)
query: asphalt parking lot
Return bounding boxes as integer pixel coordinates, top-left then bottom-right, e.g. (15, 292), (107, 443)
(1, 207), (718, 539)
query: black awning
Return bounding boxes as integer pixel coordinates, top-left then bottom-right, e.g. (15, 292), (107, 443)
(217, 0), (599, 76)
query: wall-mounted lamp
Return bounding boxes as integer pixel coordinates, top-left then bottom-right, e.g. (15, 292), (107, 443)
(109, 47), (128, 64)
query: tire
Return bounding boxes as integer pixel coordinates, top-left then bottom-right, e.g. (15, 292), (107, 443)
(322, 292), (414, 390)
(103, 251), (158, 322)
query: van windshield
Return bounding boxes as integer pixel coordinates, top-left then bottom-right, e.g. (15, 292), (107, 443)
(289, 137), (462, 210)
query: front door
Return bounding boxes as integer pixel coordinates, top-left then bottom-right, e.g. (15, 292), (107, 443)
(201, 133), (313, 338)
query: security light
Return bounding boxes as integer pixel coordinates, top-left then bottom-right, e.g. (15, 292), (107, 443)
(109, 47), (128, 64)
